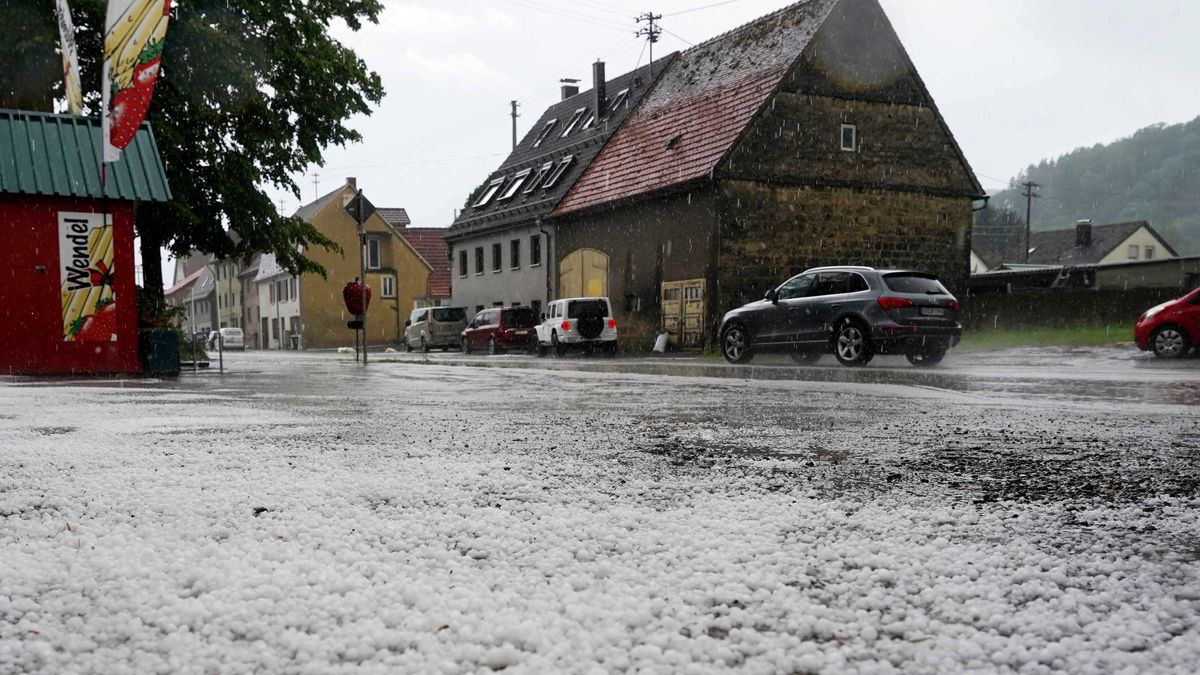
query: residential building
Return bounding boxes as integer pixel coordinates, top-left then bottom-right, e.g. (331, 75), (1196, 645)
(1026, 220), (1178, 266)
(398, 227), (453, 308)
(239, 254), (263, 348)
(165, 265), (215, 336)
(295, 178), (442, 349)
(255, 253), (301, 349)
(445, 55), (675, 316)
(550, 0), (985, 346)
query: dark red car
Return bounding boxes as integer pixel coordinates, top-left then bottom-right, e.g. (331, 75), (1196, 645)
(1135, 287), (1200, 358)
(462, 306), (539, 355)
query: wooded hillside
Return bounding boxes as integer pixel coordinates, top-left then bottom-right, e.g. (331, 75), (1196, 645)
(987, 117), (1200, 255)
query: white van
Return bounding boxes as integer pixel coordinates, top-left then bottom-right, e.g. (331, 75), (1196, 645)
(216, 327), (245, 351)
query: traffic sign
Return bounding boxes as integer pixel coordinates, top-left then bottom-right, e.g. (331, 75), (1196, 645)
(344, 189), (376, 225)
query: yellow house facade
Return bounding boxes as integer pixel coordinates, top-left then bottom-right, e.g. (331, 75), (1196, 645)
(297, 178), (433, 350)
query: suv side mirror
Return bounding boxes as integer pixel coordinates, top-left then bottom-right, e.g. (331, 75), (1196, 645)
(404, 319), (411, 327)
(540, 313), (547, 321)
(765, 288), (779, 304)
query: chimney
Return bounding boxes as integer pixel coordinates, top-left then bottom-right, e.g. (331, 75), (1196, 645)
(593, 60), (607, 120)
(1075, 219), (1093, 247)
(346, 177), (357, 191)
(559, 79), (580, 100)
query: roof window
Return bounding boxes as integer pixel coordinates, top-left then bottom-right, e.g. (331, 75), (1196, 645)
(498, 169), (531, 201)
(609, 88), (630, 113)
(581, 110), (597, 130)
(524, 161), (554, 195)
(543, 155), (575, 189)
(665, 133), (683, 150)
(561, 107), (588, 137)
(532, 119), (558, 148)
(473, 177), (506, 208)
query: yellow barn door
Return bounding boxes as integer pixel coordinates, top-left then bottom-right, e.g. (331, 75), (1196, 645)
(660, 278), (706, 347)
(559, 249), (609, 298)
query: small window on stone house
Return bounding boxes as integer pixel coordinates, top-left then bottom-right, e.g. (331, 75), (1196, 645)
(1128, 245), (1139, 260)
(1145, 246), (1155, 260)
(841, 124), (857, 152)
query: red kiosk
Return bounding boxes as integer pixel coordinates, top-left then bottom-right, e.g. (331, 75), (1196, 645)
(0, 109), (172, 375)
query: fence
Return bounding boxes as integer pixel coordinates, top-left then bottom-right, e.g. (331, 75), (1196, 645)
(962, 288), (1183, 331)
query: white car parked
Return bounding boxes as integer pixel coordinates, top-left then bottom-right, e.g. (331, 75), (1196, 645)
(535, 297), (618, 356)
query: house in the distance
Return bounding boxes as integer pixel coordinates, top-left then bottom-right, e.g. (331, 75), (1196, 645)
(1026, 220), (1178, 266)
(296, 178), (447, 349)
(551, 0), (984, 347)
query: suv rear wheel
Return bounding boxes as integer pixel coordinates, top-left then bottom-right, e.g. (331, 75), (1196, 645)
(721, 324), (754, 364)
(833, 319), (873, 367)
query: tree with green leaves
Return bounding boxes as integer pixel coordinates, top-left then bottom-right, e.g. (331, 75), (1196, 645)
(1, 0), (385, 300)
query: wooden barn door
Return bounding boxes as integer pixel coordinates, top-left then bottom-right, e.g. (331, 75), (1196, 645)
(559, 249), (609, 298)
(660, 278), (706, 347)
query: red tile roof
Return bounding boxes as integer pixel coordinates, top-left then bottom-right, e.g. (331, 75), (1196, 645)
(400, 228), (452, 297)
(555, 71), (784, 214)
(555, 0), (838, 215)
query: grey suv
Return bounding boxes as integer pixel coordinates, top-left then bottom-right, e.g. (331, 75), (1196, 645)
(718, 266), (961, 367)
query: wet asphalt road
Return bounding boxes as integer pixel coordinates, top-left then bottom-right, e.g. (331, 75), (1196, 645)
(154, 345), (1200, 510)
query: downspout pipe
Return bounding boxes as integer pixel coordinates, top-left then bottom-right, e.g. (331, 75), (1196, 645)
(538, 218), (553, 306)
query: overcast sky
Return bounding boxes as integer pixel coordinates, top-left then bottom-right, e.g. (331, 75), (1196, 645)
(264, 0), (1197, 230)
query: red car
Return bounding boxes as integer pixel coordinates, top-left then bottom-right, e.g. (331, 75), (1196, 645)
(1135, 287), (1200, 358)
(462, 306), (539, 355)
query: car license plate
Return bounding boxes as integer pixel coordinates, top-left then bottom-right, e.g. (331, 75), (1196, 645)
(514, 330), (528, 335)
(920, 307), (946, 317)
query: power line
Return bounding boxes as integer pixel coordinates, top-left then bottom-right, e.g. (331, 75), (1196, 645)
(498, 0), (630, 30)
(661, 27), (694, 46)
(665, 0), (744, 17)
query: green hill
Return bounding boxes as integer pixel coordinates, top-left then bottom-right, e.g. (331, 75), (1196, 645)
(988, 116), (1200, 255)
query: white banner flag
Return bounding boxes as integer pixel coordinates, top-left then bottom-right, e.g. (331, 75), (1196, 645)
(53, 0), (83, 115)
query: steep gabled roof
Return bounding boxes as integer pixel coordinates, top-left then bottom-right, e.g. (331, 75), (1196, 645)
(556, 0), (839, 215)
(1028, 221), (1178, 265)
(400, 228), (452, 297)
(446, 55), (676, 241)
(294, 184), (347, 222)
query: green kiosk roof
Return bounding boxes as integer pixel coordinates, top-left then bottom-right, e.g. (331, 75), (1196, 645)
(0, 108), (171, 203)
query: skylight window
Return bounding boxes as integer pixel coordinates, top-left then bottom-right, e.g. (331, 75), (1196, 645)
(473, 177), (505, 208)
(498, 169), (531, 201)
(543, 155), (575, 190)
(581, 111), (596, 130)
(524, 161), (554, 195)
(608, 88), (630, 113)
(561, 107), (588, 137)
(532, 119), (558, 148)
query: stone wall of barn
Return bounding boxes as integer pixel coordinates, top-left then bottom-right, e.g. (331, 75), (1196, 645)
(715, 180), (973, 313)
(554, 188), (719, 346)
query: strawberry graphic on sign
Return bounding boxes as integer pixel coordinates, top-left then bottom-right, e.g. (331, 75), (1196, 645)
(102, 0), (171, 162)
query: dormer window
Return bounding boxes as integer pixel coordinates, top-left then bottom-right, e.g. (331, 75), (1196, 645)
(532, 119), (558, 148)
(609, 88), (630, 113)
(561, 108), (588, 137)
(841, 124), (857, 152)
(543, 155), (575, 189)
(524, 161), (554, 195)
(498, 169), (531, 201)
(473, 177), (505, 208)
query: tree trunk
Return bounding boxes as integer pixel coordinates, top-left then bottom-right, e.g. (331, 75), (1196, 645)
(140, 230), (165, 305)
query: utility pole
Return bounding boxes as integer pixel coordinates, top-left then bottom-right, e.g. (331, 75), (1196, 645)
(636, 12), (663, 78)
(311, 173), (320, 200)
(510, 100), (520, 150)
(1021, 181), (1040, 263)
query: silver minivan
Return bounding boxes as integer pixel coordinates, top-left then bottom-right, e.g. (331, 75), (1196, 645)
(404, 306), (468, 352)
